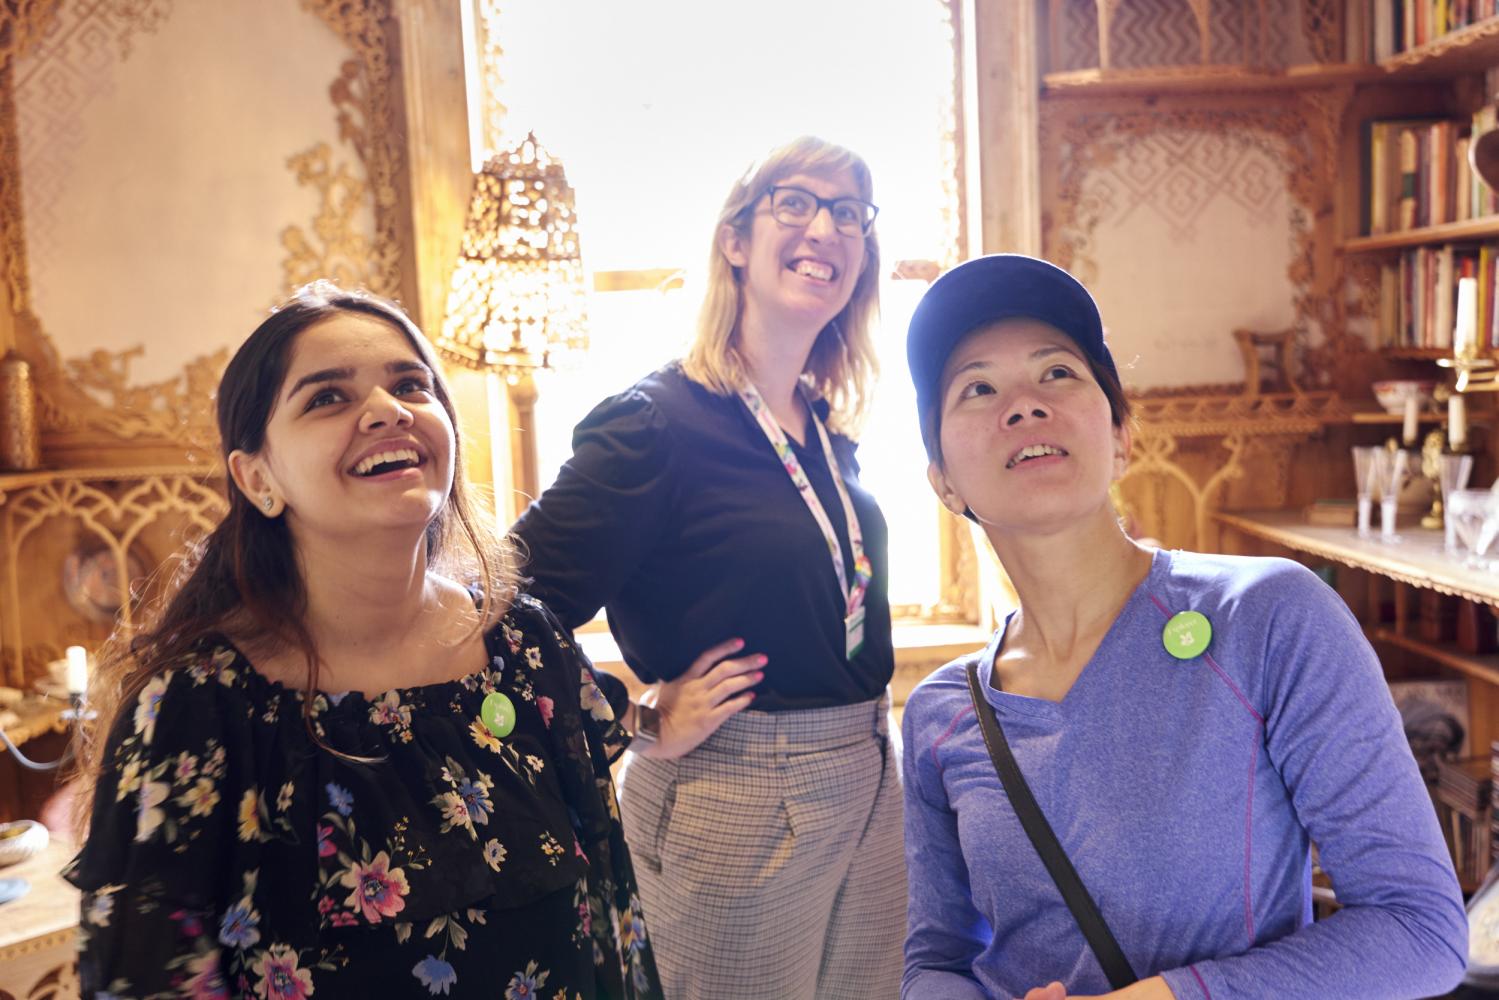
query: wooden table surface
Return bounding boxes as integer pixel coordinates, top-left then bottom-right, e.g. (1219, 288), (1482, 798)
(0, 833), (79, 997)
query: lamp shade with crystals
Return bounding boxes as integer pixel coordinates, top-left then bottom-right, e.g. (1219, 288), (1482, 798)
(438, 132), (588, 374)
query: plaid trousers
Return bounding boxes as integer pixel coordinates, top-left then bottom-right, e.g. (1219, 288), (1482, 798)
(618, 695), (906, 1000)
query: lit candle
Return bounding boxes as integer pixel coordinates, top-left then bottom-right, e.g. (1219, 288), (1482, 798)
(65, 645), (88, 696)
(1402, 394), (1420, 446)
(1455, 276), (1480, 359)
(1450, 391), (1469, 451)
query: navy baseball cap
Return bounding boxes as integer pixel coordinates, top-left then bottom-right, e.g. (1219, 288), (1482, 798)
(906, 254), (1117, 453)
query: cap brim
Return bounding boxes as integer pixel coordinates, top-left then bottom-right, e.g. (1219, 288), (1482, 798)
(906, 254), (1115, 435)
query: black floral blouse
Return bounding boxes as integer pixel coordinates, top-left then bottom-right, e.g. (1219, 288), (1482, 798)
(65, 595), (662, 999)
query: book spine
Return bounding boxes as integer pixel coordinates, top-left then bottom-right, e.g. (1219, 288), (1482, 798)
(1370, 122), (1388, 234)
(1457, 134), (1473, 221)
(1399, 127), (1420, 230)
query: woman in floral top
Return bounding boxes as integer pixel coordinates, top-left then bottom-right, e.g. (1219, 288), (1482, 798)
(66, 282), (662, 999)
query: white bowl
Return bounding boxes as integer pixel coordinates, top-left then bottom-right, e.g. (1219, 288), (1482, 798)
(1372, 379), (1437, 414)
(0, 819), (47, 868)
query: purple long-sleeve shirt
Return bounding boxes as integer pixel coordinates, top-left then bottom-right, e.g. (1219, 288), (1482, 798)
(902, 548), (1466, 999)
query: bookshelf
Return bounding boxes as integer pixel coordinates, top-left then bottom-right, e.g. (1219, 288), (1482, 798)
(1382, 17), (1499, 78)
(1343, 215), (1499, 252)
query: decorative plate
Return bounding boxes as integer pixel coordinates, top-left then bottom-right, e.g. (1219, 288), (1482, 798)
(62, 544), (150, 623)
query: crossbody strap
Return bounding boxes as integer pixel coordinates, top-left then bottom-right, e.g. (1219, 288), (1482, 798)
(965, 662), (1138, 990)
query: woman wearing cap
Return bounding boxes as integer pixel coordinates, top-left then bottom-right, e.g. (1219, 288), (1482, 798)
(899, 254), (1465, 999)
(511, 136), (903, 999)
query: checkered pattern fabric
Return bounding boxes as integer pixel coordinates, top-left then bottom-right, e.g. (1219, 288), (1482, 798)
(619, 696), (905, 1000)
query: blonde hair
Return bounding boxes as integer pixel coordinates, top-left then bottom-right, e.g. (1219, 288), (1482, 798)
(681, 136), (881, 435)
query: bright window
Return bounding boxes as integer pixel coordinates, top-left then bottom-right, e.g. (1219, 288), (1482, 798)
(488, 0), (959, 613)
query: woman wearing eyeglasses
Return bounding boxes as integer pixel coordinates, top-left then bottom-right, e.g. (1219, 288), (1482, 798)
(511, 136), (903, 1000)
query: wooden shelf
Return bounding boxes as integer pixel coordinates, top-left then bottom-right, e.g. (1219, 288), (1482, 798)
(1041, 63), (1379, 97)
(1379, 346), (1460, 360)
(1347, 408), (1446, 423)
(1370, 626), (1499, 686)
(1381, 17), (1499, 79)
(1041, 18), (1499, 98)
(1341, 216), (1499, 253)
(1214, 510), (1499, 609)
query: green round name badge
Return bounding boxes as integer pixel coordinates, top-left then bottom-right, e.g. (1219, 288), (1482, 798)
(1162, 610), (1212, 660)
(481, 691), (517, 739)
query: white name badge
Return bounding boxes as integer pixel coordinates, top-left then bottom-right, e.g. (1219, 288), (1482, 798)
(845, 605), (866, 660)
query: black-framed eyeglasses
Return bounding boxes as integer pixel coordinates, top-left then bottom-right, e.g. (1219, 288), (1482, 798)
(766, 185), (878, 237)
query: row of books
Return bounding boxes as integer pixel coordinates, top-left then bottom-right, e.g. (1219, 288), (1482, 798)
(1375, 242), (1499, 348)
(1362, 107), (1499, 235)
(1369, 3), (1498, 60)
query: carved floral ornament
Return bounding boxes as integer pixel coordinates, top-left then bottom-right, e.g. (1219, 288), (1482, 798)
(0, 0), (400, 455)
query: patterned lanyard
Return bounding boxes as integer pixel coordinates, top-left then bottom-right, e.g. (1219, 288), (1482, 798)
(738, 382), (871, 616)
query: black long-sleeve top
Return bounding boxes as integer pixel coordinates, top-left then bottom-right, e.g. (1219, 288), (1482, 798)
(511, 363), (894, 712)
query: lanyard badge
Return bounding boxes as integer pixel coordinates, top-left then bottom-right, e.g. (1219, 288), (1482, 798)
(739, 384), (872, 660)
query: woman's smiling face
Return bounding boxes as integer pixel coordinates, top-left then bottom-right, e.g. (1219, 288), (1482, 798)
(720, 168), (868, 336)
(228, 312), (456, 545)
(927, 317), (1128, 533)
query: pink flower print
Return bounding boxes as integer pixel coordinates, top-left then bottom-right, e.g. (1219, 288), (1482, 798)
(330, 911), (358, 928)
(317, 824), (335, 858)
(536, 696), (554, 728)
(339, 851), (409, 923)
(369, 692), (411, 729)
(317, 896), (335, 915)
(250, 943), (314, 1000)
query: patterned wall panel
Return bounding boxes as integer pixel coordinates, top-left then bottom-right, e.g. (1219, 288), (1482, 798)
(1042, 100), (1327, 392)
(4, 0), (397, 453)
(1055, 0), (1303, 71)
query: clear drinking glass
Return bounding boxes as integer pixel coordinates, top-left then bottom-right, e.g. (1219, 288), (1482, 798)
(1439, 453), (1475, 554)
(1376, 449), (1410, 541)
(1446, 488), (1499, 570)
(1352, 446), (1378, 537)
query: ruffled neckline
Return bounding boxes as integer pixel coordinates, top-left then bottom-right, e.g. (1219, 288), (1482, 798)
(215, 618), (508, 710)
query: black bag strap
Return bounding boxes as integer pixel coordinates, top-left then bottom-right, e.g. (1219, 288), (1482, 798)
(965, 662), (1138, 990)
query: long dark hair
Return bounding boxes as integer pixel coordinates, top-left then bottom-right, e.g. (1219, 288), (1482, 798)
(73, 282), (516, 823)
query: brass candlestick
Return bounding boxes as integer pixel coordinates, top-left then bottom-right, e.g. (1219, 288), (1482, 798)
(1420, 427), (1447, 530)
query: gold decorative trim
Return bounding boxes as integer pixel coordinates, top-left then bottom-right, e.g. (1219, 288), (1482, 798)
(280, 141), (380, 294)
(0, 60), (28, 318)
(299, 0), (402, 298)
(0, 468), (224, 686)
(1130, 389), (1347, 438)
(0, 1), (63, 76)
(1118, 390), (1345, 550)
(0, 925), (76, 961)
(476, 0), (508, 156)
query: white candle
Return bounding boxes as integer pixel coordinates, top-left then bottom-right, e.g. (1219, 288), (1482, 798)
(1450, 392), (1469, 451)
(1455, 276), (1480, 358)
(1402, 394), (1420, 445)
(65, 645), (88, 696)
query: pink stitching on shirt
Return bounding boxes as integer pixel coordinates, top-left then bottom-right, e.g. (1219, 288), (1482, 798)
(1149, 593), (1265, 947)
(1190, 965), (1212, 999)
(930, 703), (974, 776)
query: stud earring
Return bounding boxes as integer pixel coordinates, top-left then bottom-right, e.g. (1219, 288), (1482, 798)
(263, 496), (274, 511)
